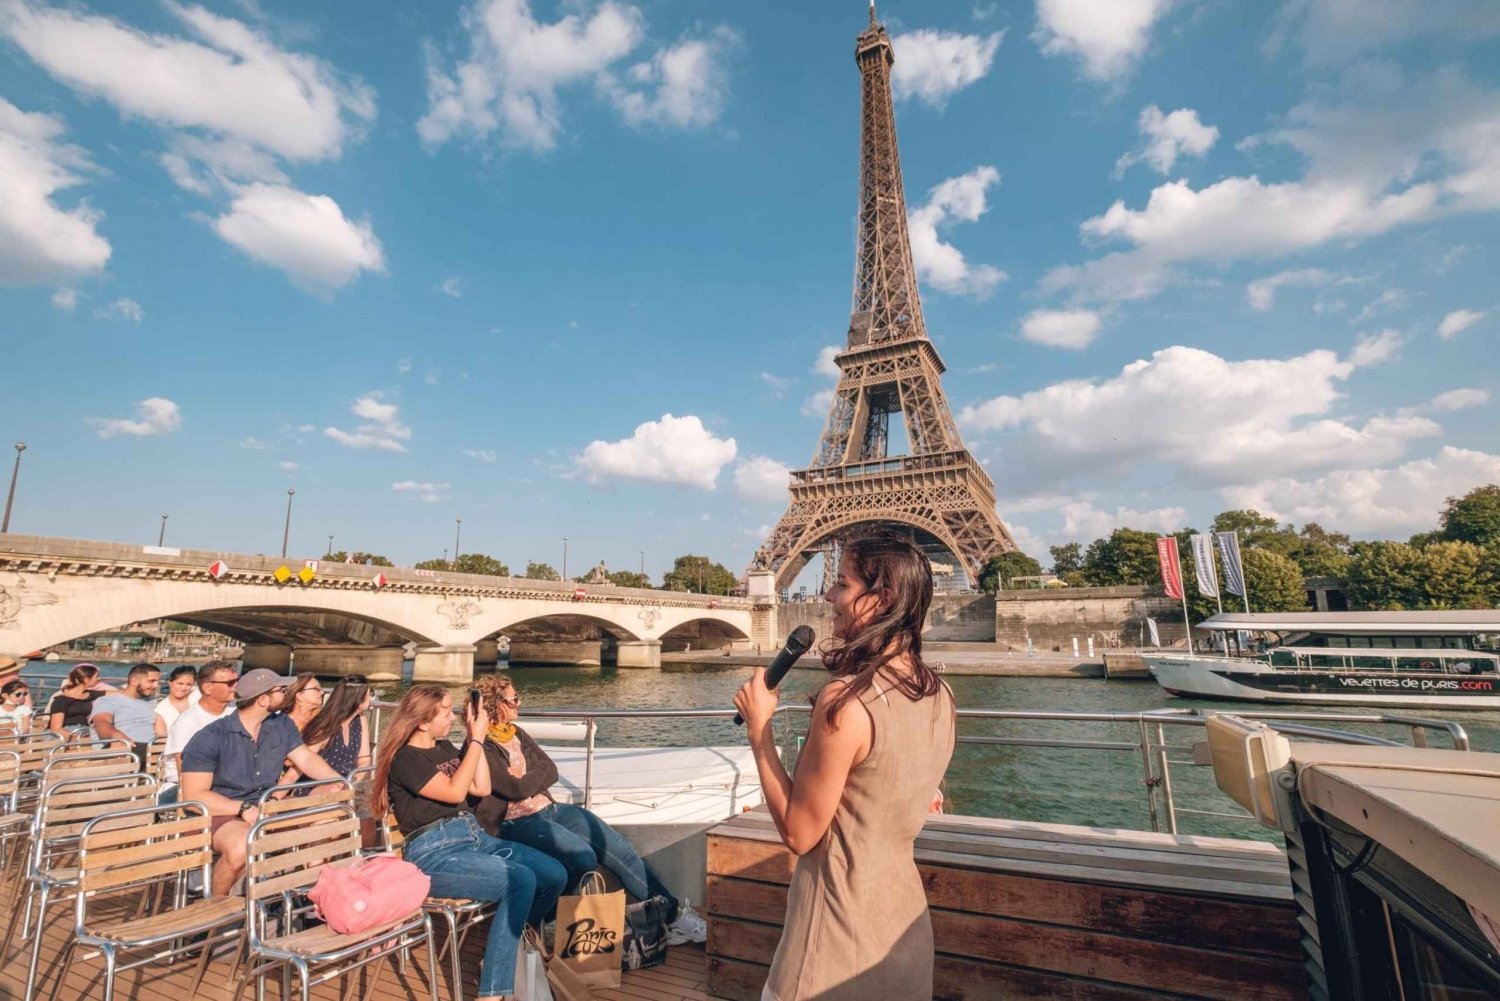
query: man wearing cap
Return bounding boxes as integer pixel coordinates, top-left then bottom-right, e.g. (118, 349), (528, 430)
(180, 667), (342, 896)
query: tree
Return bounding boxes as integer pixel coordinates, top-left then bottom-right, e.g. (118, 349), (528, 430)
(1210, 510), (1289, 551)
(1286, 523), (1353, 578)
(325, 551), (392, 567)
(1081, 529), (1161, 586)
(523, 561), (561, 581)
(454, 553), (510, 577)
(978, 551), (1044, 592)
(1440, 484), (1500, 549)
(603, 570), (652, 589)
(1346, 542), (1426, 610)
(1408, 530), (1444, 548)
(662, 554), (738, 594)
(1418, 541), (1489, 609)
(413, 558), (450, 571)
(1242, 549), (1308, 612)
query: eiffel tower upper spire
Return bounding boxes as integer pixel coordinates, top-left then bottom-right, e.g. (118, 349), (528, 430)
(849, 5), (926, 349)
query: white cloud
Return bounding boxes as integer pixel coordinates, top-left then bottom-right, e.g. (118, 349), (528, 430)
(1033, 0), (1170, 82)
(890, 29), (1003, 107)
(1438, 308), (1487, 339)
(601, 27), (737, 130)
(1058, 499), (1187, 542)
(89, 397), (181, 438)
(908, 166), (1006, 298)
(296, 424), (316, 433)
(324, 393), (411, 452)
(240, 437), (272, 450)
(759, 372), (791, 397)
(0, 98), (110, 285)
(278, 460), (298, 472)
(1352, 288), (1411, 324)
(397, 358), (413, 375)
(1115, 105), (1218, 176)
(214, 183), (384, 294)
(1245, 268), (1332, 311)
(1019, 308), (1101, 351)
(420, 0), (731, 151)
(733, 456), (791, 504)
(440, 277), (462, 298)
(50, 287), (76, 311)
(1225, 446), (1500, 537)
(0, 1), (374, 165)
(392, 480), (450, 503)
(94, 297), (143, 323)
(801, 387), (836, 419)
(1274, 0), (1500, 65)
(958, 345), (1440, 486)
(1407, 388), (1490, 414)
(813, 346), (841, 379)
(463, 449), (497, 462)
(1349, 329), (1402, 368)
(575, 413), (736, 490)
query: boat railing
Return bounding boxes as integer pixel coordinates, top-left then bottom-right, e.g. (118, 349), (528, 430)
(367, 701), (1469, 837)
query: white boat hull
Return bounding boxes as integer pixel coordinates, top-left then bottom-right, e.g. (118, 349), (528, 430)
(1146, 654), (1500, 709)
(542, 744), (766, 826)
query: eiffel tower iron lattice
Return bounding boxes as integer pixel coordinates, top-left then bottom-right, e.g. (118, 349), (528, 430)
(749, 4), (1017, 593)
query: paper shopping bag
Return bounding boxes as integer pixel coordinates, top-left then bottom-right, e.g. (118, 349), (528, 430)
(545, 951), (597, 1001)
(552, 872), (624, 989)
(515, 927), (555, 1001)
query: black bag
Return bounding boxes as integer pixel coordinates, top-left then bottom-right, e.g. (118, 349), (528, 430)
(620, 895), (672, 972)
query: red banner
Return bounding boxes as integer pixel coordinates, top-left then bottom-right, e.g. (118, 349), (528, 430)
(1156, 536), (1184, 600)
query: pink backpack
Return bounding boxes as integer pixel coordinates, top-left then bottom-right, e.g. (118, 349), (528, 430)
(306, 855), (430, 934)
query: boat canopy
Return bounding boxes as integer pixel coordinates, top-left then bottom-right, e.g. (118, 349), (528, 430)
(1271, 646), (1500, 660)
(1199, 611), (1500, 635)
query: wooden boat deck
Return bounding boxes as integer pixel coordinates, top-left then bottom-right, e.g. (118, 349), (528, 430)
(0, 865), (712, 1001)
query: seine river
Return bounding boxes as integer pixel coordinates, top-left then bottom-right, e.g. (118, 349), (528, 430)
(27, 659), (1500, 840)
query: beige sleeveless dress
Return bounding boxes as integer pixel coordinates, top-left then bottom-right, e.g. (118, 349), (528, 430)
(763, 673), (956, 1001)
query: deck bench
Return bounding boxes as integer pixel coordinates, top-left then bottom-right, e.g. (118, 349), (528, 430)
(706, 810), (1307, 1000)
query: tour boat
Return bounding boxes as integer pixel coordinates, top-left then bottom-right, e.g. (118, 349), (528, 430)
(1147, 611), (1500, 709)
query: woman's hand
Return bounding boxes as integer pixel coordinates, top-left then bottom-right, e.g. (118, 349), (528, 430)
(734, 668), (779, 734)
(467, 700), (490, 741)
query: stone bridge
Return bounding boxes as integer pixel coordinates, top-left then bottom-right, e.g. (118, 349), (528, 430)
(0, 535), (770, 682)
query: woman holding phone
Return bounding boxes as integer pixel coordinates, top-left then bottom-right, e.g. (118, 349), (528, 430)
(734, 533), (956, 1001)
(373, 685), (567, 1001)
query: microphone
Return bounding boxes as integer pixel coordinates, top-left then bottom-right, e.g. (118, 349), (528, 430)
(735, 625), (816, 725)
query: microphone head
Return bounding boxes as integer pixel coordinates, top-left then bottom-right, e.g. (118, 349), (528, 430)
(788, 625), (815, 653)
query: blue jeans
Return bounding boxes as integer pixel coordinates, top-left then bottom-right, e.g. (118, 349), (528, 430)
(500, 803), (678, 917)
(404, 814), (567, 997)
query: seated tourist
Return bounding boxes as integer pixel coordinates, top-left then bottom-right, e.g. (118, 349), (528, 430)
(470, 675), (707, 944)
(0, 680), (33, 733)
(282, 673), (324, 732)
(46, 663), (112, 733)
(179, 668), (342, 896)
(374, 685), (567, 1001)
(161, 661), (238, 799)
(154, 665), (199, 734)
(90, 663), (162, 757)
(300, 677), (372, 776)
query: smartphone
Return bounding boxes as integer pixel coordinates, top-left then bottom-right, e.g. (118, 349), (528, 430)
(469, 688), (481, 717)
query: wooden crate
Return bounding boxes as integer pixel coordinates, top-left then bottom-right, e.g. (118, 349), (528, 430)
(706, 811), (1307, 1000)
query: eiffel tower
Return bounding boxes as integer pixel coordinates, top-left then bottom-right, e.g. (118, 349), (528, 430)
(749, 3), (1017, 592)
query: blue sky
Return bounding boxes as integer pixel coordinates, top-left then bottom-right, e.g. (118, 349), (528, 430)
(1, 0), (1497, 580)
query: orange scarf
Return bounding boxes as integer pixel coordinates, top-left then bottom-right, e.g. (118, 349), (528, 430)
(487, 722), (517, 744)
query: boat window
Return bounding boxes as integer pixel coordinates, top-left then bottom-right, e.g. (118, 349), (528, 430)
(1366, 636), (1394, 648)
(1348, 636), (1371, 648)
(1326, 637), (1348, 648)
(1390, 913), (1498, 1000)
(1418, 637), (1441, 649)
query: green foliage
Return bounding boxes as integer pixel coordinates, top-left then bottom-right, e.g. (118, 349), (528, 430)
(1285, 523), (1353, 578)
(1417, 541), (1489, 609)
(1209, 510), (1285, 549)
(602, 570), (652, 589)
(1440, 484), (1500, 549)
(662, 554), (738, 594)
(1345, 542), (1427, 610)
(978, 551), (1044, 592)
(1081, 529), (1161, 586)
(454, 553), (510, 577)
(523, 561), (561, 581)
(1242, 549), (1308, 612)
(325, 551), (393, 567)
(1408, 530), (1445, 548)
(413, 558), (450, 571)
(1048, 542), (1088, 586)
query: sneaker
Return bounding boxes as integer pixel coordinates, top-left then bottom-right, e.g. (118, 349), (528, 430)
(665, 903), (707, 945)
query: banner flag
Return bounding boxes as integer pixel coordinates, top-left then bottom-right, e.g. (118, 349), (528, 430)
(1156, 536), (1184, 600)
(1215, 532), (1246, 597)
(1190, 534), (1220, 598)
(1146, 617), (1161, 647)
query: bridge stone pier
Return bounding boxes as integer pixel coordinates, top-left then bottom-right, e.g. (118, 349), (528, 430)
(0, 535), (762, 684)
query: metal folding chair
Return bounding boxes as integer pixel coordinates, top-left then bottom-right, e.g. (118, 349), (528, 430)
(235, 802), (439, 1001)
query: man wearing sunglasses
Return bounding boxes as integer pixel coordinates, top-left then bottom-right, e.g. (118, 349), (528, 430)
(161, 660), (240, 802)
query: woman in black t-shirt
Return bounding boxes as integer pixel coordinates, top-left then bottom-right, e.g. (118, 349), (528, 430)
(46, 663), (110, 734)
(372, 685), (566, 1001)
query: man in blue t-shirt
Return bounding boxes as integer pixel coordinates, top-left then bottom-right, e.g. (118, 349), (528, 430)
(181, 668), (342, 896)
(91, 663), (162, 755)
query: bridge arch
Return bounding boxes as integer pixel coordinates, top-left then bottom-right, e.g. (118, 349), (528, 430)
(771, 509), (965, 593)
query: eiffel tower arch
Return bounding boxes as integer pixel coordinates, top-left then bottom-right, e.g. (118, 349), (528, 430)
(749, 5), (1017, 594)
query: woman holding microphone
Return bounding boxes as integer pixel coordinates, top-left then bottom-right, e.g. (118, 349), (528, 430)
(735, 534), (956, 1001)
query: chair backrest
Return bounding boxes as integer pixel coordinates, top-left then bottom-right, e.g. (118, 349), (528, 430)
(244, 802), (363, 940)
(52, 737), (133, 757)
(0, 724), (17, 741)
(75, 801), (213, 924)
(144, 736), (167, 781)
(40, 750), (141, 790)
(0, 749), (21, 811)
(32, 773), (159, 870)
(1, 730), (64, 775)
(258, 776), (353, 815)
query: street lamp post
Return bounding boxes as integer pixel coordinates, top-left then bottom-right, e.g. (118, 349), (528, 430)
(326, 534), (334, 557)
(158, 514), (168, 547)
(453, 518), (462, 566)
(639, 550), (645, 579)
(562, 537), (568, 582)
(1, 442), (26, 534)
(281, 488), (295, 558)
(442, 547), (448, 563)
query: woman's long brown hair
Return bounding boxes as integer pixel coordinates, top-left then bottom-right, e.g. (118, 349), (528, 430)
(369, 685), (448, 819)
(301, 677), (368, 747)
(817, 533), (942, 729)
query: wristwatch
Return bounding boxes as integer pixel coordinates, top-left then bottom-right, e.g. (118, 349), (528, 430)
(238, 800), (257, 820)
